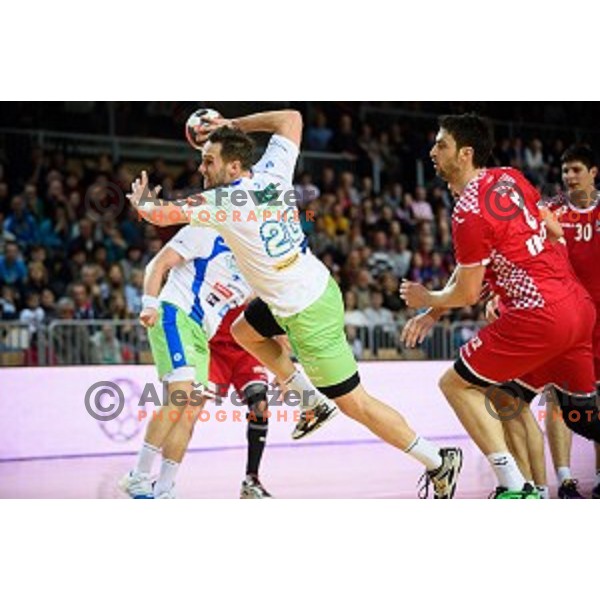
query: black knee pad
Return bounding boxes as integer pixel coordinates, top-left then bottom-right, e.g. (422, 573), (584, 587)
(554, 388), (600, 443)
(244, 382), (269, 420)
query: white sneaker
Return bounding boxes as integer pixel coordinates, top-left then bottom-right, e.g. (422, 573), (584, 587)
(118, 471), (154, 499)
(154, 486), (177, 499)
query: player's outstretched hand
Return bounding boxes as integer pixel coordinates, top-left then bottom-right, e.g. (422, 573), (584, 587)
(127, 170), (162, 209)
(139, 307), (159, 329)
(399, 279), (430, 309)
(401, 313), (436, 349)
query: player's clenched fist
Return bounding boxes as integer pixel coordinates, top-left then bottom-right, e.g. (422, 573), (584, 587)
(139, 307), (159, 328)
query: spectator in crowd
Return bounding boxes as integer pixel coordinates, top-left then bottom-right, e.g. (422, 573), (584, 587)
(71, 282), (104, 320)
(90, 324), (123, 365)
(0, 285), (18, 320)
(4, 196), (38, 247)
(51, 297), (93, 365)
(0, 211), (17, 254)
(0, 241), (27, 287)
(305, 109), (333, 152)
(19, 291), (45, 336)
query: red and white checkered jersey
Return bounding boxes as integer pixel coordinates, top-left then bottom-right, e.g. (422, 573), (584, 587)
(542, 192), (600, 304)
(452, 167), (579, 310)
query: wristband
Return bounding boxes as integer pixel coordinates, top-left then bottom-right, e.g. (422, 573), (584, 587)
(142, 295), (161, 310)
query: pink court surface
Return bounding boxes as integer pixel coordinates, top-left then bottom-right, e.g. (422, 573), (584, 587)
(0, 435), (597, 500)
(0, 363), (597, 499)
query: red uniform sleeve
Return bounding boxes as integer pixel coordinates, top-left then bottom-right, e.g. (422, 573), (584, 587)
(452, 211), (493, 267)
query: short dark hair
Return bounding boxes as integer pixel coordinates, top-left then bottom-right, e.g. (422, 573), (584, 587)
(208, 127), (255, 171)
(438, 113), (494, 168)
(561, 144), (597, 170)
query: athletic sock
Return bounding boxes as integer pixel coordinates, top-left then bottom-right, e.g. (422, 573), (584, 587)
(405, 436), (443, 471)
(246, 415), (268, 476)
(134, 442), (160, 475)
(284, 370), (325, 410)
(154, 459), (179, 496)
(557, 466), (572, 485)
(488, 452), (526, 490)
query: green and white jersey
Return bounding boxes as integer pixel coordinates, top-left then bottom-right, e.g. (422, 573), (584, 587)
(188, 134), (330, 318)
(158, 226), (252, 339)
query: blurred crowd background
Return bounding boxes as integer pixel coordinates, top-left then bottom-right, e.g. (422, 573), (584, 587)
(1, 101), (599, 365)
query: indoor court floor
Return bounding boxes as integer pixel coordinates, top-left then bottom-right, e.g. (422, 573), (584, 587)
(1, 434), (597, 499)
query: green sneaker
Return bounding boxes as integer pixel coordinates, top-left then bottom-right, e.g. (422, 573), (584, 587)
(493, 483), (540, 499)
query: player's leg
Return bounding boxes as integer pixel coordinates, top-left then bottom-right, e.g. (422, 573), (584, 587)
(493, 382), (548, 496)
(545, 390), (582, 498)
(153, 309), (211, 499)
(120, 303), (202, 498)
(494, 392), (534, 482)
(240, 381), (272, 499)
(158, 388), (208, 498)
(233, 299), (338, 438)
(212, 333), (274, 499)
(439, 366), (535, 497)
(276, 278), (463, 498)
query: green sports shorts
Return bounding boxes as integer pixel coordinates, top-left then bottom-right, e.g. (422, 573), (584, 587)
(148, 302), (209, 385)
(274, 277), (359, 393)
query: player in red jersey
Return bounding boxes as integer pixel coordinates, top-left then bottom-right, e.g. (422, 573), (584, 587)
(209, 304), (273, 498)
(540, 144), (600, 498)
(401, 113), (600, 499)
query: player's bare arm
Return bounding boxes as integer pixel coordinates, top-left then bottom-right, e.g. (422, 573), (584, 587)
(198, 110), (303, 149)
(140, 247), (186, 328)
(128, 170), (191, 227)
(400, 265), (486, 310)
(401, 270), (458, 348)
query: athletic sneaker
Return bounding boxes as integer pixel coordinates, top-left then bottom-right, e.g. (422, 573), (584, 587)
(418, 447), (463, 499)
(240, 475), (273, 499)
(493, 483), (541, 499)
(558, 479), (584, 499)
(592, 482), (600, 499)
(154, 485), (177, 500)
(118, 471), (154, 499)
(292, 399), (338, 440)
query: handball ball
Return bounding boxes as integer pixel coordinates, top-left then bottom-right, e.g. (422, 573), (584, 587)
(185, 108), (221, 150)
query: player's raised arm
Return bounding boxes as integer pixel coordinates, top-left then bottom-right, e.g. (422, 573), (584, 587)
(200, 110), (303, 149)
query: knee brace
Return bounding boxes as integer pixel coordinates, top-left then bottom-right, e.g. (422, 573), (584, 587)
(244, 382), (269, 421)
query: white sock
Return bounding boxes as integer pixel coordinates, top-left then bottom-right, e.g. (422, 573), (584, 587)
(488, 452), (525, 490)
(405, 436), (443, 471)
(556, 466), (572, 485)
(285, 370), (325, 410)
(536, 485), (550, 499)
(134, 442), (160, 475)
(154, 459), (179, 496)
(596, 470), (600, 486)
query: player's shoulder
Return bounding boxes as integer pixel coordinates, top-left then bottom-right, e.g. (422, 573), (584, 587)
(170, 225), (223, 256)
